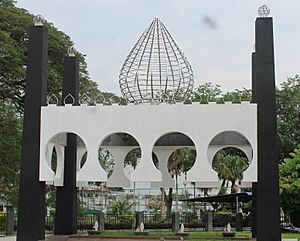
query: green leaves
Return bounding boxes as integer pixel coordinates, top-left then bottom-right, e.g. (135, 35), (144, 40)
(0, 0), (109, 209)
(108, 194), (133, 216)
(279, 144), (300, 212)
(0, 102), (22, 207)
(276, 76), (300, 158)
(212, 148), (249, 193)
(167, 148), (196, 176)
(0, 0), (106, 110)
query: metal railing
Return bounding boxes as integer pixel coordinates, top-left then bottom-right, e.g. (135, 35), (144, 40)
(13, 211), (253, 234)
(105, 213), (133, 230)
(0, 213), (7, 234)
(143, 213), (172, 230)
(179, 213), (205, 231)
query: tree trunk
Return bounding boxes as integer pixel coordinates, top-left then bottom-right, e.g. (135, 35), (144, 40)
(175, 174), (178, 212)
(230, 180), (238, 193)
(160, 187), (173, 218)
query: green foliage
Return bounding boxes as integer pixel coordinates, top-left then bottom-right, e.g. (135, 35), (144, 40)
(213, 210), (233, 227)
(145, 194), (163, 217)
(168, 148), (196, 176)
(124, 148), (141, 169)
(0, 1), (32, 109)
(124, 149), (159, 169)
(218, 186), (227, 195)
(279, 143), (300, 212)
(0, 0), (113, 208)
(0, 102), (21, 207)
(192, 82), (251, 103)
(223, 88), (251, 102)
(192, 82), (222, 102)
(45, 185), (56, 212)
(108, 194), (133, 216)
(0, 0), (104, 111)
(98, 148), (115, 177)
(215, 210), (232, 216)
(212, 148), (249, 193)
(277, 75), (300, 158)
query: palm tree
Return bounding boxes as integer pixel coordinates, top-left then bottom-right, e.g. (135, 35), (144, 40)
(109, 194), (133, 216)
(212, 148), (249, 193)
(166, 148), (196, 212)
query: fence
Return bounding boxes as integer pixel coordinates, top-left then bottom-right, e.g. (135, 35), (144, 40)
(105, 214), (133, 230)
(5, 212), (252, 234)
(77, 213), (134, 233)
(143, 213), (172, 230)
(45, 215), (54, 233)
(77, 212), (251, 232)
(0, 213), (7, 235)
(179, 213), (205, 231)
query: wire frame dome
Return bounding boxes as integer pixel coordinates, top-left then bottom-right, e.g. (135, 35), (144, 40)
(119, 17), (194, 104)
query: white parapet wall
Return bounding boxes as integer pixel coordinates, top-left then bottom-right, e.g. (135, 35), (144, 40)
(39, 102), (257, 186)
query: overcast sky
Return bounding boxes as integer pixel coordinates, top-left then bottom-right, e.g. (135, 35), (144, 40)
(16, 0), (300, 95)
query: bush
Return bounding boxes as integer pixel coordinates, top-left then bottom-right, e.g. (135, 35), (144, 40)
(213, 210), (233, 227)
(280, 144), (300, 213)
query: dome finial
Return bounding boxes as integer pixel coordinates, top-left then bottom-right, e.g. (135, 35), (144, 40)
(258, 5), (270, 17)
(119, 18), (194, 104)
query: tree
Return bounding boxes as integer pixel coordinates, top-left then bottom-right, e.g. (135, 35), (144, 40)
(192, 82), (251, 104)
(0, 1), (31, 109)
(0, 0), (104, 111)
(145, 194), (163, 217)
(98, 148), (115, 177)
(162, 148), (195, 215)
(276, 75), (300, 158)
(192, 82), (222, 102)
(279, 143), (300, 213)
(223, 88), (251, 102)
(124, 148), (141, 169)
(212, 148), (249, 193)
(108, 194), (133, 216)
(0, 102), (22, 207)
(0, 0), (115, 208)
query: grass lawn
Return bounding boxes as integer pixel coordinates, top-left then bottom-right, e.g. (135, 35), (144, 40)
(96, 231), (300, 240)
(97, 231), (248, 237)
(282, 233), (300, 239)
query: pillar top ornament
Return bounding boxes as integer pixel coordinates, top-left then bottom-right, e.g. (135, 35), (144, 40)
(258, 5), (270, 17)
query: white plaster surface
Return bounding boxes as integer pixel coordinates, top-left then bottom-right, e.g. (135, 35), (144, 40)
(39, 103), (257, 184)
(105, 146), (134, 188)
(151, 146), (178, 188)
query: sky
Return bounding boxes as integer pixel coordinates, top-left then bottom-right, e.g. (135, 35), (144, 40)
(16, 0), (300, 95)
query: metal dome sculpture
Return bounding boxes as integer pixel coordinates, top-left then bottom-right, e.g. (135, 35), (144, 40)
(119, 17), (194, 104)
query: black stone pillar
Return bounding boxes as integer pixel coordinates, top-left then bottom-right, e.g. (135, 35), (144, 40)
(17, 26), (48, 241)
(251, 53), (257, 239)
(235, 213), (243, 232)
(172, 212), (179, 232)
(205, 211), (213, 232)
(251, 183), (257, 237)
(252, 17), (281, 241)
(135, 211), (144, 229)
(54, 56), (79, 235)
(97, 211), (105, 232)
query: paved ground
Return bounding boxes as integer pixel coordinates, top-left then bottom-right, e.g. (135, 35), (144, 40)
(0, 237), (16, 241)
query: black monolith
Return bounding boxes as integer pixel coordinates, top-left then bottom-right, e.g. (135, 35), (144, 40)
(252, 17), (281, 241)
(251, 53), (257, 239)
(17, 26), (48, 241)
(54, 56), (79, 235)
